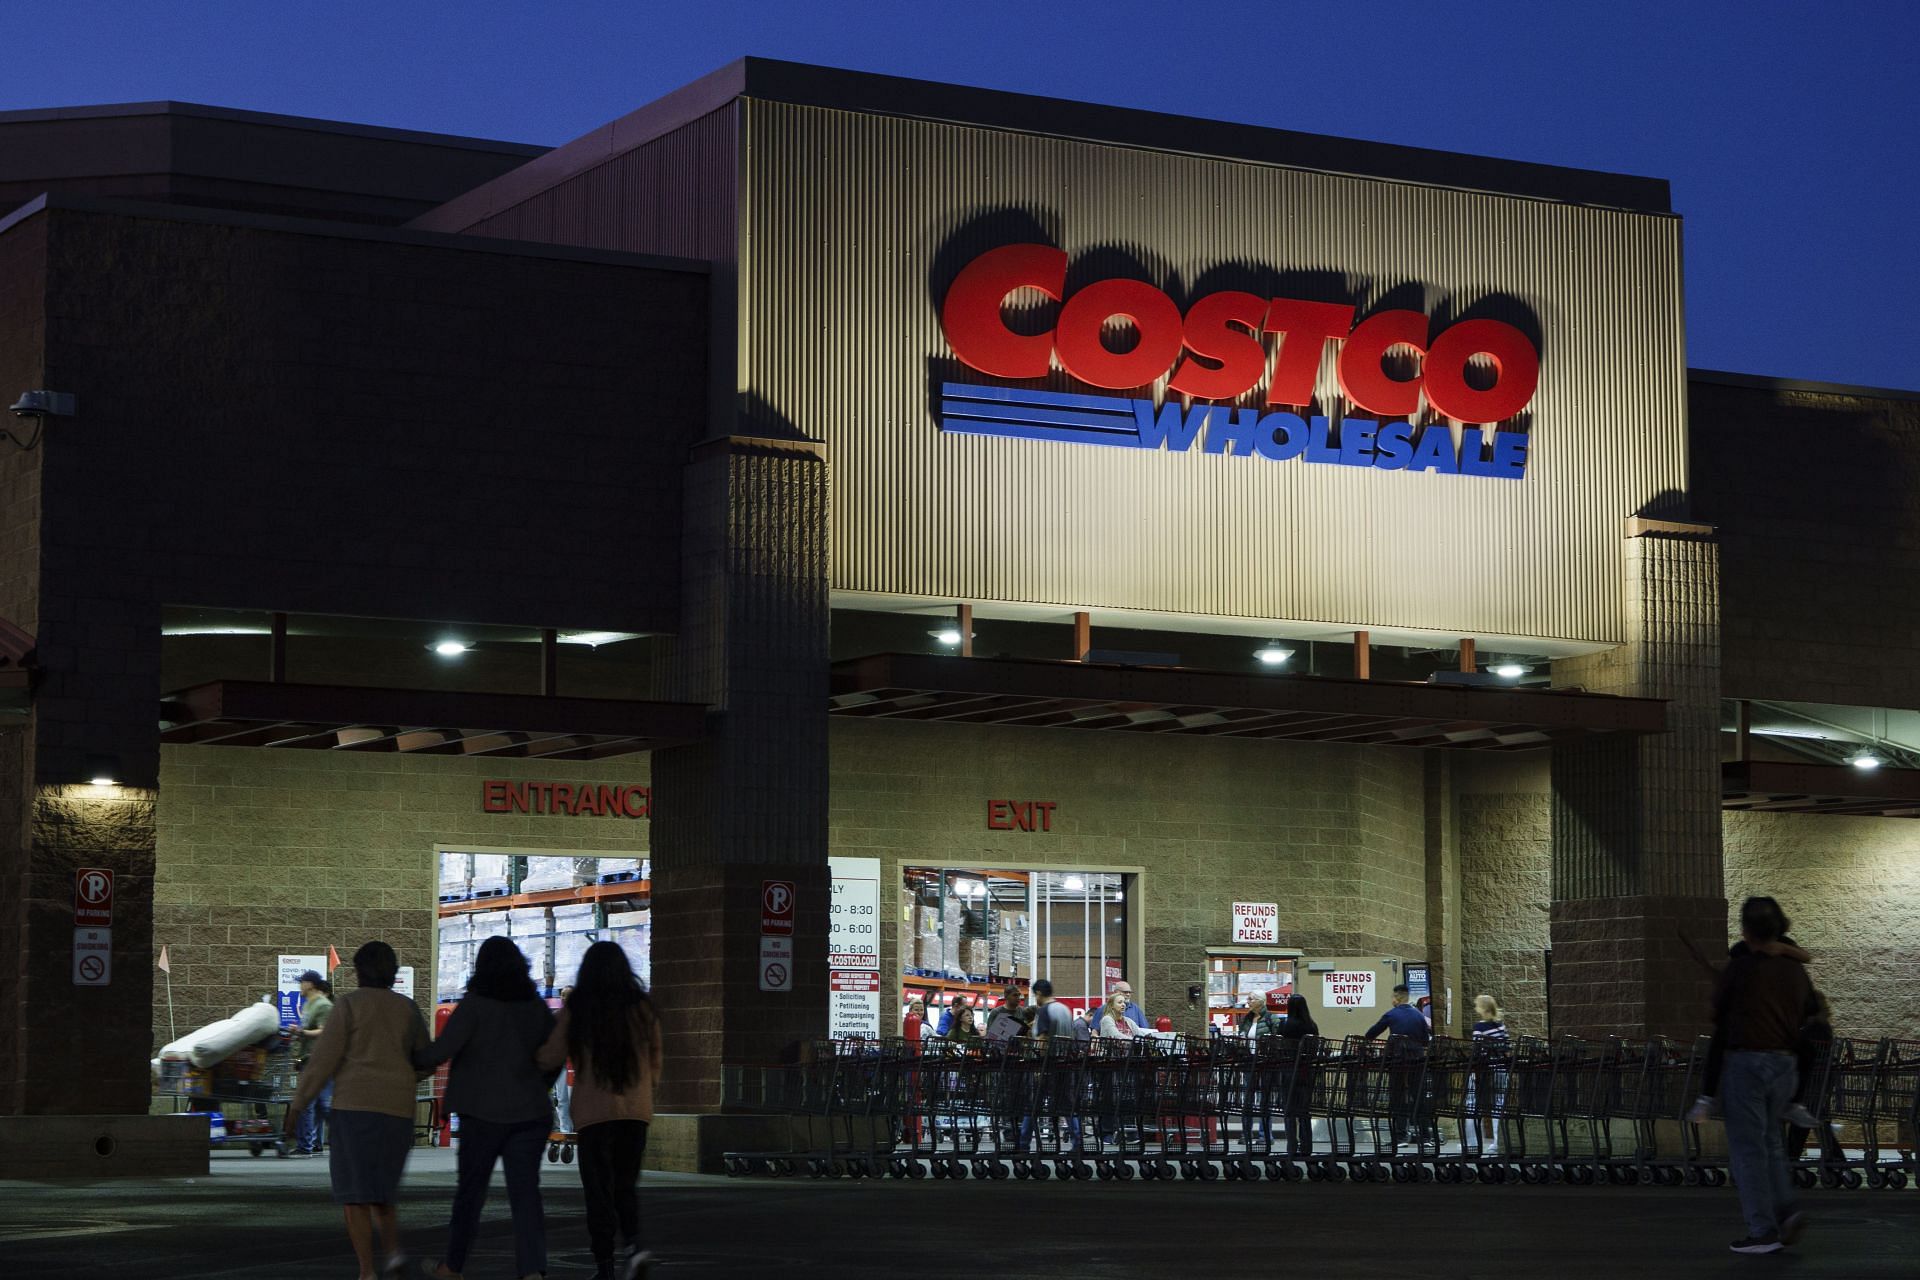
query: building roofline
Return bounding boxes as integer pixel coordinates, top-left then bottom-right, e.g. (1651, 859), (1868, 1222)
(0, 99), (548, 157)
(0, 192), (709, 276)
(1689, 367), (1920, 404)
(415, 56), (1671, 234)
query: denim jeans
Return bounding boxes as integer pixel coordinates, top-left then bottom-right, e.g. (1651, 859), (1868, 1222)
(445, 1114), (549, 1276)
(1722, 1051), (1799, 1238)
(295, 1077), (332, 1153)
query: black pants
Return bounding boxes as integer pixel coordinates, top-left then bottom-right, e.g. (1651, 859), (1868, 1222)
(578, 1119), (650, 1263)
(1286, 1091), (1313, 1156)
(447, 1114), (548, 1276)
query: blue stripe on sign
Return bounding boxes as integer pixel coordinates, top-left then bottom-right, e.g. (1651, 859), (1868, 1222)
(940, 401), (1141, 433)
(940, 416), (1146, 449)
(940, 381), (1137, 415)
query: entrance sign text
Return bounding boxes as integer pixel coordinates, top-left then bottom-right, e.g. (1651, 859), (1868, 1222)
(482, 780), (650, 819)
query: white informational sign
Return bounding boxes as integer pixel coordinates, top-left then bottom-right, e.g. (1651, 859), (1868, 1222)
(395, 966), (416, 1000)
(277, 955), (326, 994)
(828, 857), (881, 970)
(1324, 970), (1377, 1009)
(73, 927), (112, 987)
(829, 970), (882, 1040)
(1231, 901), (1279, 945)
(759, 936), (794, 993)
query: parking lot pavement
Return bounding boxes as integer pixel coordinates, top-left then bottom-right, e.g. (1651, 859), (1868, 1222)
(2, 1152), (1916, 1279)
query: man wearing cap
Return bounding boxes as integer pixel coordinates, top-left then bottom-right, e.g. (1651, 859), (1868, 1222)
(289, 970), (334, 1156)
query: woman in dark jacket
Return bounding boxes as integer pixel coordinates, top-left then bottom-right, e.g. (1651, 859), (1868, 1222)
(1278, 994), (1319, 1157)
(415, 936), (557, 1280)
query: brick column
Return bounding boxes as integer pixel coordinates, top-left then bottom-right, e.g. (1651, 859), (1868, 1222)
(1549, 522), (1724, 1039)
(649, 435), (830, 1114)
(1423, 752), (1464, 1034)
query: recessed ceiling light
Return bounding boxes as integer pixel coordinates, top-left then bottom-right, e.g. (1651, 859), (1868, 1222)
(1850, 752), (1881, 770)
(1492, 662), (1528, 679)
(929, 628), (964, 646)
(431, 640), (470, 657)
(1253, 644), (1293, 666)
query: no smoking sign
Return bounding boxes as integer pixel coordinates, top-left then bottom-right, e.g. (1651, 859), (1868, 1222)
(73, 927), (112, 987)
(759, 935), (793, 992)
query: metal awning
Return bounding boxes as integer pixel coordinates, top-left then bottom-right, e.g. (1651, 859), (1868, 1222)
(830, 654), (1666, 751)
(1722, 760), (1920, 818)
(160, 681), (705, 760)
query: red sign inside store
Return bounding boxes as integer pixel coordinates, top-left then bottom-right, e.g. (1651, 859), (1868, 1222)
(831, 971), (881, 993)
(987, 799), (1057, 832)
(481, 780), (650, 819)
(762, 880), (796, 936)
(74, 867), (114, 927)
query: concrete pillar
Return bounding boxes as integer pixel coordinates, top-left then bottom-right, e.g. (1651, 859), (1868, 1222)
(1549, 522), (1724, 1039)
(1423, 752), (1463, 1034)
(648, 435), (830, 1120)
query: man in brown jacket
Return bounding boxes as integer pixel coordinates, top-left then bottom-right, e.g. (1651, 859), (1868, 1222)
(1715, 897), (1814, 1255)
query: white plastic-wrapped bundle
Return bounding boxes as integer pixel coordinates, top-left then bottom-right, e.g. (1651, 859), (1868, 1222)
(470, 853), (511, 895)
(469, 909), (510, 944)
(596, 856), (642, 881)
(159, 1000), (282, 1067)
(437, 940), (471, 1000)
(438, 851), (472, 900)
(520, 855), (572, 893)
(550, 904), (596, 990)
(607, 908), (651, 985)
(439, 914), (473, 945)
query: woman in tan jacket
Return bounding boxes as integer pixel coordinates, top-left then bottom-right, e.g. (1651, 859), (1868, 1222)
(286, 940), (431, 1280)
(538, 941), (663, 1280)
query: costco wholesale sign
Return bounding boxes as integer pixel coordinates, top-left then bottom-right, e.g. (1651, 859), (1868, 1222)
(939, 243), (1539, 479)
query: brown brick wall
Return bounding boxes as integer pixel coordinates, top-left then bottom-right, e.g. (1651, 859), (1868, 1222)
(1458, 788), (1551, 1039)
(151, 744), (652, 1060)
(830, 717), (1431, 1037)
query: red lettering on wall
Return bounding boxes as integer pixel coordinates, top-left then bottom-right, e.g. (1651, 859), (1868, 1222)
(481, 780), (651, 819)
(987, 800), (1059, 832)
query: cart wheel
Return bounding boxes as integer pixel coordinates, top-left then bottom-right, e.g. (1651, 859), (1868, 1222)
(1031, 1160), (1051, 1181)
(1843, 1170), (1863, 1190)
(1391, 1164), (1412, 1184)
(1306, 1162), (1325, 1182)
(560, 1144), (574, 1165)
(1819, 1168), (1839, 1189)
(929, 1159), (948, 1179)
(1223, 1160), (1241, 1181)
(1867, 1170), (1887, 1190)
(1326, 1162), (1348, 1183)
(1114, 1160), (1134, 1181)
(1790, 1168), (1813, 1189)
(1137, 1160), (1156, 1180)
(1417, 1165), (1435, 1183)
(1264, 1162), (1284, 1182)
(1889, 1169), (1908, 1189)
(1708, 1168), (1729, 1187)
(1200, 1160), (1221, 1181)
(1371, 1164), (1392, 1184)
(1074, 1161), (1095, 1181)
(1097, 1161), (1116, 1181)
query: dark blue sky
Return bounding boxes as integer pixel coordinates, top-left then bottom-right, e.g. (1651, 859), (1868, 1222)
(9, 2), (1915, 389)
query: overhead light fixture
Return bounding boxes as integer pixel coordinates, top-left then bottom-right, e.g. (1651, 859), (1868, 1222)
(1492, 662), (1529, 679)
(556, 631), (642, 648)
(1850, 751), (1881, 770)
(1063, 875), (1085, 891)
(930, 628), (962, 646)
(1253, 643), (1293, 666)
(85, 754), (119, 787)
(431, 640), (470, 657)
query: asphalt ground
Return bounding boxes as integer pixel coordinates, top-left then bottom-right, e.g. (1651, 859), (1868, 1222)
(2, 1148), (1916, 1280)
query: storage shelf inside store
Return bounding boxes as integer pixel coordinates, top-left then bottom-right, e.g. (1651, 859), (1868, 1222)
(437, 880), (651, 916)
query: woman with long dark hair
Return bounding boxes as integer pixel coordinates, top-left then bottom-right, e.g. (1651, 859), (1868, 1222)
(538, 941), (662, 1280)
(1278, 993), (1319, 1157)
(414, 935), (557, 1280)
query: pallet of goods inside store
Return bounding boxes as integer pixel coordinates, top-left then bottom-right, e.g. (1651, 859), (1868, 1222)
(435, 852), (651, 1002)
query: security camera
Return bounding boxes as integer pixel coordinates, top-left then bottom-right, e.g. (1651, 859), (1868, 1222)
(9, 390), (75, 417)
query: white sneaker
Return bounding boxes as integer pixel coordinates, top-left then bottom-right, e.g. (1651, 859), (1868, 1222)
(621, 1249), (657, 1280)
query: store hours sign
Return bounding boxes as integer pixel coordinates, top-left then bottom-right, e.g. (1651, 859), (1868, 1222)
(828, 856), (881, 1039)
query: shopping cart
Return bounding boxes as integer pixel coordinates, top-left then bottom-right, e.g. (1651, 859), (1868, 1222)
(156, 1045), (299, 1156)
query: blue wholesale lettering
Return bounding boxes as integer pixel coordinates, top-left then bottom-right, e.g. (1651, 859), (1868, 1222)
(940, 383), (1528, 479)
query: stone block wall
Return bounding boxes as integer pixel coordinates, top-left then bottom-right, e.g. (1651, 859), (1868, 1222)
(1724, 811), (1920, 1040)
(151, 744), (652, 1055)
(1458, 786), (1551, 1039)
(830, 717), (1431, 1036)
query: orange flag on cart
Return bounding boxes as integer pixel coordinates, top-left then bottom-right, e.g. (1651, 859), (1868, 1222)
(328, 944), (341, 973)
(157, 944), (170, 973)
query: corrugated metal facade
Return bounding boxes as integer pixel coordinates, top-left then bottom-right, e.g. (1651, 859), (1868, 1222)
(737, 100), (1688, 646)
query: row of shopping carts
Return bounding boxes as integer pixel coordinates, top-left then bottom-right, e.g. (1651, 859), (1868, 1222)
(721, 1032), (1919, 1189)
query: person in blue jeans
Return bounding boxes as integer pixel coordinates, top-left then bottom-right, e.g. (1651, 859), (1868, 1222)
(1016, 980), (1080, 1151)
(1715, 897), (1814, 1255)
(289, 970), (335, 1155)
(1363, 984), (1432, 1148)
(415, 937), (558, 1280)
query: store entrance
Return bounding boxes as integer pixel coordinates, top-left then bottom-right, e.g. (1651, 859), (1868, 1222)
(435, 846), (651, 1005)
(900, 867), (1135, 1031)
